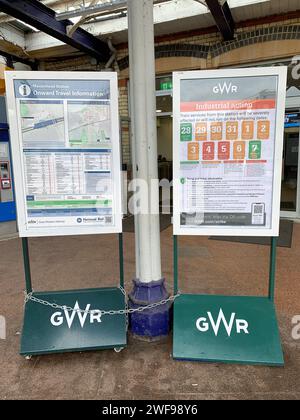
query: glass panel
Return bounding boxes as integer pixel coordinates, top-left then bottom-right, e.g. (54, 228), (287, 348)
(120, 118), (131, 168)
(281, 111), (300, 212)
(156, 95), (172, 113)
(286, 60), (300, 97)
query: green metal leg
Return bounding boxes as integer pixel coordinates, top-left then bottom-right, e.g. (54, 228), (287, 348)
(173, 235), (179, 295)
(22, 238), (32, 294)
(119, 233), (124, 289)
(269, 237), (278, 302)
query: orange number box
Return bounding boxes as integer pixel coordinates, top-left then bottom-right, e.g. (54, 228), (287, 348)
(202, 142), (215, 160)
(218, 142), (230, 160)
(233, 141), (246, 160)
(226, 121), (239, 140)
(188, 142), (200, 161)
(195, 123), (207, 141)
(257, 120), (270, 140)
(210, 122), (223, 141)
(242, 121), (254, 140)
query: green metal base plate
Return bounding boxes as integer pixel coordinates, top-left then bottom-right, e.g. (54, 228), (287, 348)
(20, 287), (127, 356)
(173, 294), (284, 366)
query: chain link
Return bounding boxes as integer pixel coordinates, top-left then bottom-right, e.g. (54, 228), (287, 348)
(24, 288), (181, 327)
(119, 286), (129, 331)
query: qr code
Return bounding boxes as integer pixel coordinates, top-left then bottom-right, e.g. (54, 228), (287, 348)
(253, 204), (264, 214)
(105, 216), (112, 224)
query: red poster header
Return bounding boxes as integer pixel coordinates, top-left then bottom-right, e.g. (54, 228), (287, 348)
(180, 99), (276, 112)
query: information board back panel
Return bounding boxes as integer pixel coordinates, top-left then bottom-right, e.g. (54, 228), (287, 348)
(5, 72), (122, 237)
(173, 68), (287, 237)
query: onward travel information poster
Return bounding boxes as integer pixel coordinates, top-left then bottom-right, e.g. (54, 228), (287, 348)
(173, 68), (287, 236)
(5, 72), (122, 237)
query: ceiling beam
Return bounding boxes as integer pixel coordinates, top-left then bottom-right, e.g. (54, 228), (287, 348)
(0, 0), (111, 62)
(0, 49), (38, 69)
(205, 0), (235, 40)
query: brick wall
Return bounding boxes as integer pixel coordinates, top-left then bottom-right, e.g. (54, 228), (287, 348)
(118, 79), (131, 165)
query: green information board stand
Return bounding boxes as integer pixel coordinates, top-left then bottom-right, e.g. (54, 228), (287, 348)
(172, 236), (284, 366)
(172, 68), (287, 366)
(4, 71), (127, 357)
(20, 234), (127, 357)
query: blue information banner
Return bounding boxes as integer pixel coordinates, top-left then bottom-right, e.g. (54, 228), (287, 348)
(285, 112), (300, 128)
(14, 79), (110, 100)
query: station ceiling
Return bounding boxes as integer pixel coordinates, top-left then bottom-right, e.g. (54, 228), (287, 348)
(0, 0), (299, 65)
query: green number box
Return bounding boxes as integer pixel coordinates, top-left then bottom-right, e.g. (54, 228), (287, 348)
(249, 141), (262, 159)
(180, 123), (193, 142)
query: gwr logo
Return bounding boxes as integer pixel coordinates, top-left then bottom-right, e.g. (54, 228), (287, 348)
(50, 301), (102, 328)
(196, 309), (249, 337)
(213, 82), (238, 95)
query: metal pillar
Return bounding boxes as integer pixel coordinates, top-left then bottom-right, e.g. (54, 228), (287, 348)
(173, 235), (179, 295)
(269, 237), (278, 302)
(127, 0), (170, 338)
(119, 233), (124, 289)
(128, 0), (161, 283)
(22, 238), (32, 294)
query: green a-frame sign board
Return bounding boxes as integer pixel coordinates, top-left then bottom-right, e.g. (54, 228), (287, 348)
(172, 68), (287, 366)
(21, 235), (127, 357)
(172, 236), (284, 366)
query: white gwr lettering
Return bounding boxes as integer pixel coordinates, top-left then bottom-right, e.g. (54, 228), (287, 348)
(213, 82), (238, 95)
(50, 301), (102, 328)
(196, 309), (249, 337)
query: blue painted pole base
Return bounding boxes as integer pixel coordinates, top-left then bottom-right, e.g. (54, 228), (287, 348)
(129, 278), (171, 340)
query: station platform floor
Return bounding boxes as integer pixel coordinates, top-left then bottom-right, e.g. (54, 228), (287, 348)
(0, 224), (300, 400)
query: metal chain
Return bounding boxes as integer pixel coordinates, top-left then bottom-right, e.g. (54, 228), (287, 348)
(119, 286), (129, 331)
(24, 289), (181, 325)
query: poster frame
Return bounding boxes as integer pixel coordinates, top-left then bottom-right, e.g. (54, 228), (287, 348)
(5, 71), (122, 237)
(173, 67), (287, 237)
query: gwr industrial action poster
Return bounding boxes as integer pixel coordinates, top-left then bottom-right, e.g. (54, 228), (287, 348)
(173, 68), (287, 236)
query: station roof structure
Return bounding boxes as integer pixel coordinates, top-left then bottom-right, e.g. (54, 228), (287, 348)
(0, 0), (299, 67)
